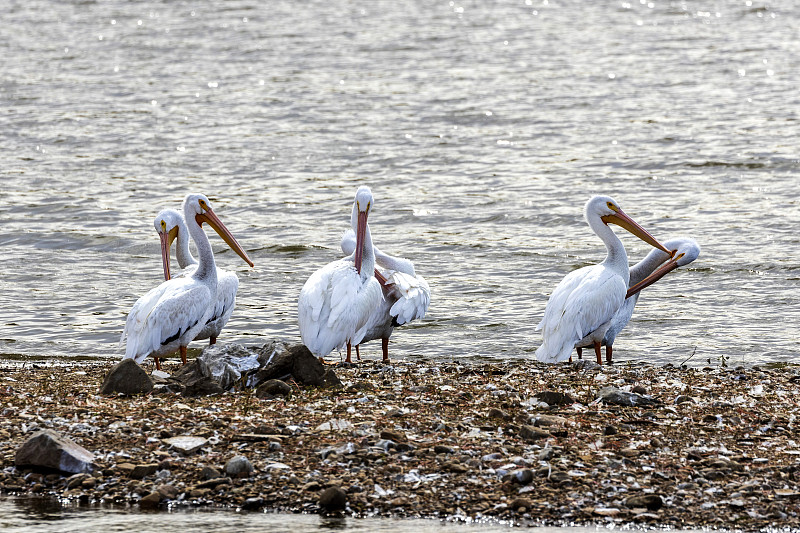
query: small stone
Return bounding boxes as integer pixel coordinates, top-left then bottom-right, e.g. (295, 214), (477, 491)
(157, 484), (179, 500)
(255, 379), (291, 398)
(224, 456), (254, 477)
(99, 358), (154, 396)
(674, 395), (694, 405)
(130, 464), (159, 479)
(445, 461), (468, 473)
(433, 445), (455, 454)
(625, 494), (664, 511)
(538, 448), (554, 461)
(487, 408), (510, 420)
(534, 391), (574, 406)
(16, 430), (94, 474)
(66, 473), (90, 489)
(510, 497), (532, 512)
(603, 425), (618, 436)
(303, 481), (322, 492)
(319, 486), (347, 511)
(200, 466), (221, 480)
(593, 507), (621, 517)
(139, 491), (162, 508)
(511, 469), (534, 485)
(519, 425), (550, 441)
(597, 387), (659, 407)
(242, 497), (264, 510)
(379, 429), (407, 443)
(631, 385), (647, 395)
(163, 436), (208, 455)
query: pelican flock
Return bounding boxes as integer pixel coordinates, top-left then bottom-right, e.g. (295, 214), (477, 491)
(120, 194), (253, 370)
(154, 208), (243, 345)
(297, 186), (383, 363)
(118, 188), (698, 371)
(340, 228), (431, 362)
(535, 195), (672, 365)
(575, 237), (701, 363)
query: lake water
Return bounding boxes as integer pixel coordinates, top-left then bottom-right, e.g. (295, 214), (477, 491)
(1, 1), (798, 368)
(0, 497), (522, 533)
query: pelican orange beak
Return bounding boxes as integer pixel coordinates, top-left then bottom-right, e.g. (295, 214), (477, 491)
(196, 208), (254, 267)
(159, 231), (172, 281)
(601, 209), (671, 255)
(626, 255), (681, 298)
(354, 209), (368, 274)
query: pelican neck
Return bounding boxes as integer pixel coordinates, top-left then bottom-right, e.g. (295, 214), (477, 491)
(587, 213), (629, 281)
(359, 223), (376, 281)
(374, 246), (416, 276)
(175, 215), (198, 269)
(185, 211), (217, 286)
(629, 247), (671, 287)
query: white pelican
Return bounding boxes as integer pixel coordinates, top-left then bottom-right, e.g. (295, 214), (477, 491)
(298, 186), (383, 364)
(340, 228), (431, 362)
(121, 194), (253, 370)
(575, 237), (701, 363)
(154, 208), (242, 345)
(535, 195), (671, 365)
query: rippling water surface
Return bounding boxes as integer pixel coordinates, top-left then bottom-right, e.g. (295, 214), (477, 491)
(1, 0), (798, 366)
(1, 497), (522, 533)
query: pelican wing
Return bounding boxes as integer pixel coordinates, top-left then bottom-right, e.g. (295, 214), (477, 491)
(535, 265), (626, 363)
(298, 260), (383, 357)
(121, 277), (211, 363)
(195, 269), (239, 340)
(385, 271), (431, 326)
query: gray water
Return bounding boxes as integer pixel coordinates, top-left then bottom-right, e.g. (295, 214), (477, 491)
(0, 497), (521, 532)
(1, 0), (799, 368)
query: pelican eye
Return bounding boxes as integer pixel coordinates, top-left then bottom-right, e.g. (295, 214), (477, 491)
(676, 252), (685, 260)
(606, 201), (617, 211)
(161, 220), (166, 229)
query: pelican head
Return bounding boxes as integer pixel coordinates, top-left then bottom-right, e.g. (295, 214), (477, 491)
(627, 237), (700, 297)
(350, 186), (374, 274)
(153, 209), (184, 281)
(183, 194), (254, 267)
(585, 195), (670, 254)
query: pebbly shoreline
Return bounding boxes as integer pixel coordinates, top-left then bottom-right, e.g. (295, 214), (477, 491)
(1, 354), (799, 531)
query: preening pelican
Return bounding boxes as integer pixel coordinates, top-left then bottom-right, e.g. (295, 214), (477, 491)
(121, 194), (254, 370)
(154, 208), (242, 345)
(535, 195), (671, 365)
(298, 186), (383, 363)
(340, 229), (431, 362)
(576, 237), (701, 363)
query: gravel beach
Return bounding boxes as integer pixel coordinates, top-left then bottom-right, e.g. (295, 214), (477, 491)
(1, 353), (798, 531)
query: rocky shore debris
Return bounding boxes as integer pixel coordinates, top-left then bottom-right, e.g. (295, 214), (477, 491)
(15, 430), (94, 474)
(99, 358), (154, 396)
(1, 354), (799, 531)
(157, 341), (340, 397)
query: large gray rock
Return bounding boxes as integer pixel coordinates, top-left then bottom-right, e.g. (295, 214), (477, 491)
(168, 341), (340, 397)
(100, 358), (154, 395)
(252, 341), (341, 388)
(15, 430), (94, 474)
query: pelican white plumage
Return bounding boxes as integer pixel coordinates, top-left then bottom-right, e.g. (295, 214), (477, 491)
(121, 194), (253, 370)
(298, 186), (383, 363)
(154, 208), (242, 345)
(340, 228), (431, 362)
(575, 237), (701, 363)
(535, 195), (671, 365)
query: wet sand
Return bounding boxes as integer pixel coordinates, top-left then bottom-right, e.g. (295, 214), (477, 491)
(1, 356), (798, 530)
